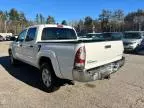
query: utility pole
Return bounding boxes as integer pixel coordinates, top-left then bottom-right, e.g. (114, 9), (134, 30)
(0, 14), (2, 32)
(4, 20), (7, 33)
(139, 22), (141, 31)
(92, 21), (95, 33)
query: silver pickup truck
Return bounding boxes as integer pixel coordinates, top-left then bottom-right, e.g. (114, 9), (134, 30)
(9, 24), (125, 92)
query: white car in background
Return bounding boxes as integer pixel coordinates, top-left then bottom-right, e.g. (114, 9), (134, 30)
(0, 35), (4, 41)
(136, 39), (144, 54)
(123, 31), (144, 53)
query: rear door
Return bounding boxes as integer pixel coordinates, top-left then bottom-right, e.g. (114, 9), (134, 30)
(84, 33), (124, 69)
(21, 27), (37, 64)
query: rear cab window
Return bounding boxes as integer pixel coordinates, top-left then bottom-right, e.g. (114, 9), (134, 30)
(41, 27), (77, 40)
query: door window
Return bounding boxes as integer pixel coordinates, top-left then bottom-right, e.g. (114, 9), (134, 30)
(17, 30), (27, 42)
(25, 28), (37, 41)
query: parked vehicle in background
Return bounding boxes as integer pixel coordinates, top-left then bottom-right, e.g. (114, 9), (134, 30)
(80, 32), (123, 41)
(9, 24), (125, 92)
(137, 39), (144, 54)
(102, 32), (123, 40)
(10, 35), (18, 41)
(0, 35), (4, 41)
(86, 33), (103, 38)
(78, 33), (103, 40)
(0, 33), (12, 40)
(123, 31), (144, 53)
(14, 35), (18, 39)
(10, 36), (16, 41)
(6, 35), (11, 41)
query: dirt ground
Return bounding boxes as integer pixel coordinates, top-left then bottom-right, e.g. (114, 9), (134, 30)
(0, 41), (144, 108)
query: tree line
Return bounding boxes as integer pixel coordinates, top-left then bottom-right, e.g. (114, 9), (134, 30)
(0, 8), (144, 34)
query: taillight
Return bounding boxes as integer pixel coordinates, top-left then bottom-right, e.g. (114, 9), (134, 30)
(74, 46), (86, 69)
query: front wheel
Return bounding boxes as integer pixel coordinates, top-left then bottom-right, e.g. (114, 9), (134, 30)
(40, 63), (57, 92)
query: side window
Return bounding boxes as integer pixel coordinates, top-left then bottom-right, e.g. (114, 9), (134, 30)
(17, 30), (27, 42)
(25, 28), (37, 42)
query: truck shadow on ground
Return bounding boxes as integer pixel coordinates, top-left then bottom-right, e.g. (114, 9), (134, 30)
(0, 56), (74, 93)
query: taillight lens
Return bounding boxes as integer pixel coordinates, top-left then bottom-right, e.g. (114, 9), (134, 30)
(74, 46), (86, 69)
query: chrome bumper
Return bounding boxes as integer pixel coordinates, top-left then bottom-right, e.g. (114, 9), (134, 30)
(73, 57), (125, 82)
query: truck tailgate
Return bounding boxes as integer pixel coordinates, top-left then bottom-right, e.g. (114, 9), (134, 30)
(84, 41), (124, 70)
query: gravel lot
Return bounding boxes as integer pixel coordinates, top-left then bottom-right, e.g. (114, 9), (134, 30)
(0, 41), (144, 108)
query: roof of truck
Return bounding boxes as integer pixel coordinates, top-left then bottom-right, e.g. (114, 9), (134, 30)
(27, 24), (74, 29)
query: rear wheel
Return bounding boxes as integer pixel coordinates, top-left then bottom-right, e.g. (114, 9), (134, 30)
(40, 63), (57, 92)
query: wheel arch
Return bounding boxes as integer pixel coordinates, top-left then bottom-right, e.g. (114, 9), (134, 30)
(37, 52), (63, 79)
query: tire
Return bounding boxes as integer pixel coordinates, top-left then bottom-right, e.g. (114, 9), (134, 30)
(134, 45), (141, 54)
(9, 52), (19, 66)
(40, 63), (57, 92)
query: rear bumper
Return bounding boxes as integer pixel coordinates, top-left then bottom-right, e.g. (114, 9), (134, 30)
(73, 57), (125, 82)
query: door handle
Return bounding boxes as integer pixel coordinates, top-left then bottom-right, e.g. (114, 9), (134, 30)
(29, 45), (33, 48)
(20, 44), (22, 47)
(105, 45), (111, 49)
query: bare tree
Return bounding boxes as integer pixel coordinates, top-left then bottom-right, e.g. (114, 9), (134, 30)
(133, 16), (144, 31)
(99, 9), (112, 32)
(112, 9), (124, 32)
